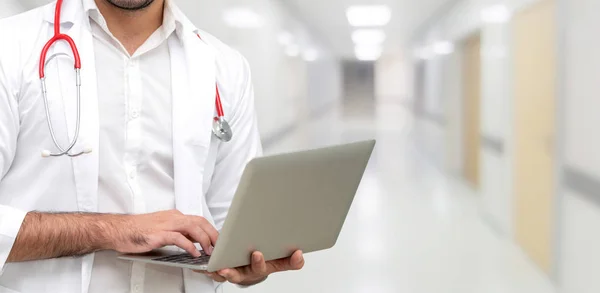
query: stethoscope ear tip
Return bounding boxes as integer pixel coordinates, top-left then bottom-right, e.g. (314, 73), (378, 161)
(41, 150), (51, 158)
(83, 146), (93, 154)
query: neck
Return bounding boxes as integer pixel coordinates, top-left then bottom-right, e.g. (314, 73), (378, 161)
(94, 0), (165, 55)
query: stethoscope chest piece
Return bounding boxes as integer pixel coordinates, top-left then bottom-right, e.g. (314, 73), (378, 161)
(213, 117), (233, 142)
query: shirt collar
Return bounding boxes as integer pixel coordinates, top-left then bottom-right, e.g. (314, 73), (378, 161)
(81, 0), (185, 40)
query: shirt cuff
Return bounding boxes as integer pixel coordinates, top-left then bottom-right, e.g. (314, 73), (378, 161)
(0, 205), (27, 274)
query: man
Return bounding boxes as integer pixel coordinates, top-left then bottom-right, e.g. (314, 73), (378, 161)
(0, 0), (304, 292)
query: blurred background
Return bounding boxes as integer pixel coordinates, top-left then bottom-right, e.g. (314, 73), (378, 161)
(1, 0), (598, 292)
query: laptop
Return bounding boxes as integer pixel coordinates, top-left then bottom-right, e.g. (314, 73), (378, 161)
(118, 139), (376, 272)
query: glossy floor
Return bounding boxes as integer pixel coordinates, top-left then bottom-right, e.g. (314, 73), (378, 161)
(223, 102), (557, 293)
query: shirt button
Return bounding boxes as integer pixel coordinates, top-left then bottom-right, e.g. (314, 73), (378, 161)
(133, 284), (141, 293)
(130, 109), (140, 119)
(129, 169), (137, 180)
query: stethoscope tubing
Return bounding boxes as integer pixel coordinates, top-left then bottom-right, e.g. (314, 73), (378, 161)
(40, 0), (85, 157)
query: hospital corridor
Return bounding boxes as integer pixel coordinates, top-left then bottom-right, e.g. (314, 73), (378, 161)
(225, 101), (556, 293)
(1, 0), (600, 292)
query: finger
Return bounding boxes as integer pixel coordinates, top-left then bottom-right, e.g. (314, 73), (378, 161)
(208, 273), (227, 283)
(289, 250), (305, 270)
(186, 228), (213, 255)
(251, 251), (268, 275)
(267, 250), (305, 273)
(172, 216), (215, 255)
(163, 232), (200, 257)
(218, 268), (244, 284)
(194, 216), (220, 245)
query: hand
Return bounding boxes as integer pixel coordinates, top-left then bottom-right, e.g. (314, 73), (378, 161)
(109, 210), (219, 257)
(198, 250), (305, 286)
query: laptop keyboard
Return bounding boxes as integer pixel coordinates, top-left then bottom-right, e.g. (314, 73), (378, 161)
(152, 251), (211, 266)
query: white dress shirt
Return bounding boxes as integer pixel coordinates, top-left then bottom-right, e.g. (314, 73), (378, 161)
(84, 1), (183, 292)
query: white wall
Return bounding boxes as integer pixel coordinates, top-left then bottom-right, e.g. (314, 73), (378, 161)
(9, 0), (342, 140)
(414, 0), (600, 290)
(175, 0), (342, 138)
(375, 52), (411, 104)
(443, 49), (463, 175)
(413, 0), (508, 227)
(560, 0), (600, 291)
(409, 0), (484, 172)
(411, 0), (544, 238)
(413, 43), (447, 168)
(561, 192), (600, 293)
(423, 57), (445, 118)
(307, 56), (342, 115)
(412, 63), (445, 168)
(479, 19), (514, 237)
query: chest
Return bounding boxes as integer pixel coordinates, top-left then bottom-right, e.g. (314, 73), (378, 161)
(13, 27), (222, 215)
(94, 35), (174, 159)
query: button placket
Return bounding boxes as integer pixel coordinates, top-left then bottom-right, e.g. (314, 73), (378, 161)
(130, 108), (140, 119)
(124, 58), (145, 215)
(125, 57), (147, 292)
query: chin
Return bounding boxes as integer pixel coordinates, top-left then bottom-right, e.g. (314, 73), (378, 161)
(105, 0), (155, 11)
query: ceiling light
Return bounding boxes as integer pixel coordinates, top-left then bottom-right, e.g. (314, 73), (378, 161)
(278, 32), (294, 46)
(355, 45), (382, 61)
(481, 5), (511, 23)
(352, 29), (386, 45)
(285, 44), (300, 57)
(432, 41), (454, 55)
(303, 49), (319, 62)
(223, 7), (265, 28)
(346, 5), (391, 27)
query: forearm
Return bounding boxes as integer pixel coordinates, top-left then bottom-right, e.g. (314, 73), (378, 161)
(6, 212), (124, 263)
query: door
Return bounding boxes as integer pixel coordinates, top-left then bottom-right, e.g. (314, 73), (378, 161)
(414, 61), (426, 115)
(462, 34), (481, 188)
(342, 61), (375, 117)
(513, 0), (556, 274)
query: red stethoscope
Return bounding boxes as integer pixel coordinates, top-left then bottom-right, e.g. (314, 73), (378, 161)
(39, 0), (232, 158)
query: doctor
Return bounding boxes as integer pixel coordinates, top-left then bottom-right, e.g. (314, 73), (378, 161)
(0, 0), (304, 292)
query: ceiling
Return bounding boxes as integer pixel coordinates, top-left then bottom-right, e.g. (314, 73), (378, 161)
(282, 0), (457, 59)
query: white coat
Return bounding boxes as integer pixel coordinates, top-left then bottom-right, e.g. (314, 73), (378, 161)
(0, 1), (262, 292)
